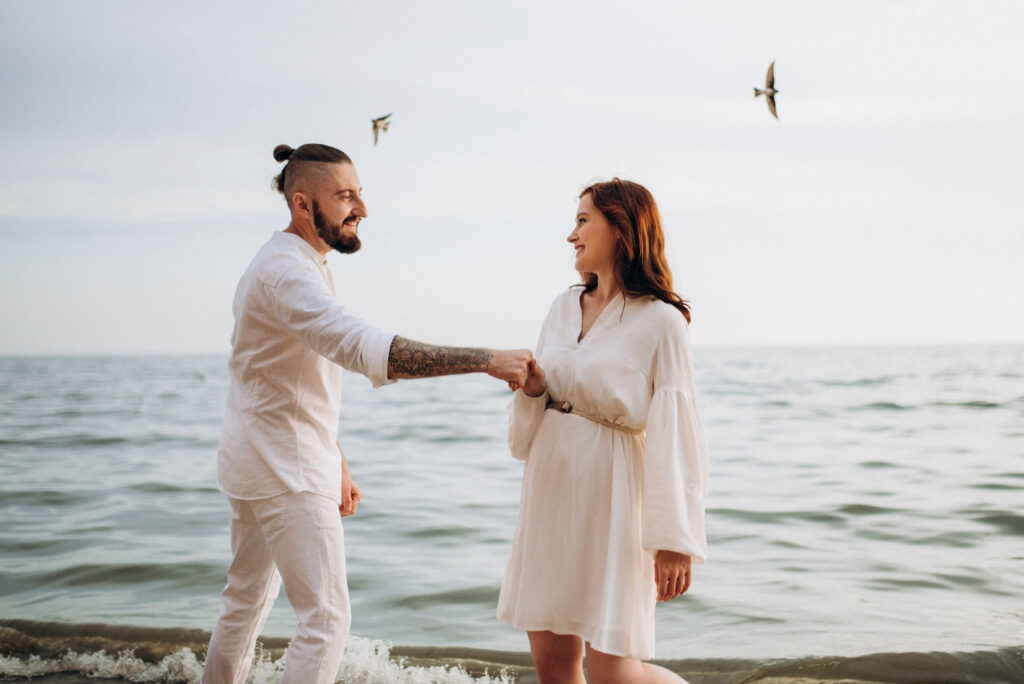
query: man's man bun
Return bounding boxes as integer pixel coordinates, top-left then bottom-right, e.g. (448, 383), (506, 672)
(273, 144), (294, 163)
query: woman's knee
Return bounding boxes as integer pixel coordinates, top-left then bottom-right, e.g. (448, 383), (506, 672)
(528, 631), (583, 679)
(584, 646), (644, 684)
(586, 649), (685, 684)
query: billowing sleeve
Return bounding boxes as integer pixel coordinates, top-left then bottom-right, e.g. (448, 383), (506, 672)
(642, 311), (709, 562)
(507, 297), (557, 460)
(268, 265), (396, 387)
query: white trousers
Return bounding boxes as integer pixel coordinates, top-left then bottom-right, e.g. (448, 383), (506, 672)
(203, 492), (350, 684)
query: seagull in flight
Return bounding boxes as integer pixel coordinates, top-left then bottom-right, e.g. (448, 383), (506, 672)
(754, 62), (779, 120)
(371, 113), (392, 145)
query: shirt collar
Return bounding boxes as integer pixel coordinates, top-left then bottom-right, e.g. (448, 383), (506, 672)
(275, 230), (329, 267)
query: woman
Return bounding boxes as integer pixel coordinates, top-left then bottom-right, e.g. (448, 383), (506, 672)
(497, 179), (709, 684)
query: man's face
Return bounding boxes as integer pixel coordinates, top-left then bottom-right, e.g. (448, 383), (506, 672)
(311, 162), (367, 254)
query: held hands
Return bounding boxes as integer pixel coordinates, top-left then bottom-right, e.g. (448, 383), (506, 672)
(654, 550), (692, 601)
(487, 349), (534, 390)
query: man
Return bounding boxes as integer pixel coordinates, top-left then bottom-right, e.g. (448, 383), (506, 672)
(202, 143), (532, 684)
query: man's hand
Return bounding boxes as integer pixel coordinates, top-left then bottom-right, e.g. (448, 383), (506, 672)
(338, 443), (361, 517)
(340, 465), (361, 517)
(486, 349), (533, 389)
(654, 550), (692, 601)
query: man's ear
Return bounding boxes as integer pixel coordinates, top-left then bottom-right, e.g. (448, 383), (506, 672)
(292, 191), (311, 217)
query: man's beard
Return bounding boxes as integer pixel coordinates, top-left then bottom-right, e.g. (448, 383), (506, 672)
(313, 199), (361, 254)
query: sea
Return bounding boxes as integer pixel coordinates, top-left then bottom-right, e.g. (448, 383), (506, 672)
(1, 346), (1022, 683)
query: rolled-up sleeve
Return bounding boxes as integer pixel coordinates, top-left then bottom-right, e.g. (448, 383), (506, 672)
(642, 313), (709, 562)
(268, 265), (395, 387)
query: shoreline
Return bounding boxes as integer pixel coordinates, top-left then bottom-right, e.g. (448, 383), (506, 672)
(1, 620), (1022, 683)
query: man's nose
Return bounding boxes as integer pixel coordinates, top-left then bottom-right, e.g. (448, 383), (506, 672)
(354, 197), (368, 218)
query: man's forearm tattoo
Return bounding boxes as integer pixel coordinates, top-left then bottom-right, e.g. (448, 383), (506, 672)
(387, 336), (493, 378)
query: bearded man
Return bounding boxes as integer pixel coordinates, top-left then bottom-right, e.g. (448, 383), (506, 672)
(202, 143), (531, 684)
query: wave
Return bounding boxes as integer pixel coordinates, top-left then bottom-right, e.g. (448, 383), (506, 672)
(822, 375), (900, 387)
(929, 400), (1004, 409)
(7, 562), (224, 590)
(0, 620), (515, 683)
(853, 401), (915, 411)
(3, 620), (1021, 683)
(0, 642), (517, 683)
(845, 400), (1007, 413)
(0, 433), (214, 448)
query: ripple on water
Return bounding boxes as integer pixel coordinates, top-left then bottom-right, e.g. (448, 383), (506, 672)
(0, 489), (98, 507)
(127, 482), (219, 494)
(405, 524), (485, 541)
(32, 561), (226, 589)
(853, 401), (916, 411)
(822, 375), (900, 387)
(865, 576), (949, 592)
(858, 459), (902, 469)
(929, 400), (1004, 409)
(835, 503), (904, 516)
(932, 572), (1014, 596)
(391, 585), (499, 610)
(968, 481), (1021, 491)
(910, 531), (979, 549)
(971, 512), (1024, 536)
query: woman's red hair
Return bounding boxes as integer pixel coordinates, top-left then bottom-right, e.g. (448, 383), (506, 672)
(579, 178), (691, 322)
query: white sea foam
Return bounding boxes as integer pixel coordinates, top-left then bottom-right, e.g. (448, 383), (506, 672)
(0, 635), (513, 683)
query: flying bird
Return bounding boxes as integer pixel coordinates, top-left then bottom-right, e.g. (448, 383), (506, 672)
(371, 113), (392, 145)
(754, 62), (779, 120)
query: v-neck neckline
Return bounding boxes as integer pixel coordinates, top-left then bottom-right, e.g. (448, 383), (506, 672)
(576, 288), (622, 345)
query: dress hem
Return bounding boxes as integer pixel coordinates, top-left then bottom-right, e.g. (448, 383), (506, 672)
(495, 613), (653, 661)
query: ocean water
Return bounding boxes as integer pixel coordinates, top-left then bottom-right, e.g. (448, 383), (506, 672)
(1, 346), (1022, 683)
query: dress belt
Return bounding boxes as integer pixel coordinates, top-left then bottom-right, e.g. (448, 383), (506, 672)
(545, 398), (644, 435)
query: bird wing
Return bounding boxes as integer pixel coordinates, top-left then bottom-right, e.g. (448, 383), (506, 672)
(765, 61), (775, 89)
(372, 126), (379, 145)
(766, 94), (778, 119)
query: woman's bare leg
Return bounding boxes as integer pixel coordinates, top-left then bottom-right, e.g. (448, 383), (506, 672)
(527, 631), (586, 684)
(584, 642), (687, 684)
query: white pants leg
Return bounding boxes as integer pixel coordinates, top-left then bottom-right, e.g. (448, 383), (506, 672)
(203, 492), (350, 684)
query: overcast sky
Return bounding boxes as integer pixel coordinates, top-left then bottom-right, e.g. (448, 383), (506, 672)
(1, 1), (1022, 354)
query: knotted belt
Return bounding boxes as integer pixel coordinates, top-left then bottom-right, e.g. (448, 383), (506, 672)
(545, 398), (644, 435)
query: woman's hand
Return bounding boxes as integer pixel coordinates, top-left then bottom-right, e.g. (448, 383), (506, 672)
(518, 358), (547, 397)
(654, 550), (692, 601)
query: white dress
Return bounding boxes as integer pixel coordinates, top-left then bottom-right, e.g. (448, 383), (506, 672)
(496, 287), (709, 659)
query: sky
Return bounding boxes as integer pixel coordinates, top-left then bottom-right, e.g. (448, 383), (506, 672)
(1, 0), (1022, 354)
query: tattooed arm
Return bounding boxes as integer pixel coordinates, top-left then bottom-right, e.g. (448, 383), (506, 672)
(387, 336), (532, 385)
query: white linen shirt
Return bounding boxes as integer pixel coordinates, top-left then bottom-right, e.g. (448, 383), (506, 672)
(217, 231), (395, 504)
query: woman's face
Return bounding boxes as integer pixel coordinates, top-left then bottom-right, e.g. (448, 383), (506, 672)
(568, 194), (619, 274)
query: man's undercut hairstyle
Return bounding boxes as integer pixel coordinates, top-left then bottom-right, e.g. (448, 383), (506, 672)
(273, 143), (352, 207)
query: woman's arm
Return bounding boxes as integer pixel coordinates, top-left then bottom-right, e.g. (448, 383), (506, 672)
(642, 312), (709, 563)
